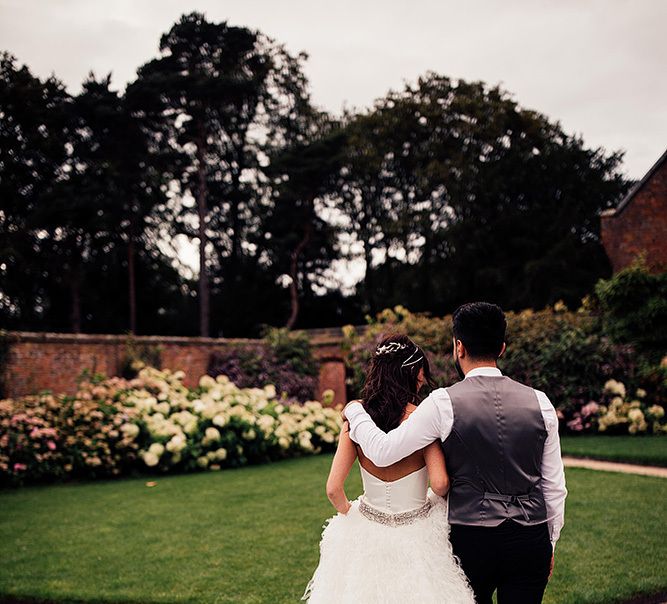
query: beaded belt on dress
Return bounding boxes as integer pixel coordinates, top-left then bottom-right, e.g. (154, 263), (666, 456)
(358, 497), (433, 526)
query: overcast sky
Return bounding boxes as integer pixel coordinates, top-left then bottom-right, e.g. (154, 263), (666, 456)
(1, 0), (665, 180)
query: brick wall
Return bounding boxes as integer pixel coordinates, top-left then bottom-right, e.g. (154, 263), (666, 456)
(1, 331), (348, 405)
(601, 154), (667, 273)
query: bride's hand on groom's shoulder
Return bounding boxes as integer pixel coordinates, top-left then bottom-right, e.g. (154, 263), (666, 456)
(341, 402), (353, 421)
(342, 399), (361, 420)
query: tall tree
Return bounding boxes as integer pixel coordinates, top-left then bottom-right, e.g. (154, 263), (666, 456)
(126, 12), (311, 336)
(330, 110), (395, 314)
(333, 74), (629, 313)
(70, 74), (168, 333)
(264, 117), (345, 328)
(0, 53), (72, 329)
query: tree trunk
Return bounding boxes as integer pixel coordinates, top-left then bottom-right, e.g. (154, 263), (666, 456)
(419, 234), (433, 307)
(360, 197), (376, 315)
(363, 238), (376, 315)
(286, 216), (313, 330)
(229, 193), (241, 280)
(196, 130), (210, 337)
(227, 157), (245, 286)
(127, 227), (137, 335)
(69, 263), (82, 333)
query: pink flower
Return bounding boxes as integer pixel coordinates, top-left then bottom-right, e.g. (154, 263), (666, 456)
(13, 463), (27, 472)
(47, 441), (57, 451)
(567, 416), (584, 431)
(581, 402), (600, 418)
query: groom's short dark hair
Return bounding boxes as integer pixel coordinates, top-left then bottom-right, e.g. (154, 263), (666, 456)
(452, 302), (506, 359)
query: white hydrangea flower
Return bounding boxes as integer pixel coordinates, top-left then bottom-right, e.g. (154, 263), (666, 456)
(183, 420), (198, 435)
(202, 403), (219, 420)
(257, 415), (275, 431)
(299, 436), (314, 451)
(148, 442), (165, 457)
(604, 380), (626, 399)
(166, 434), (186, 453)
(143, 452), (159, 467)
(212, 413), (228, 427)
(155, 402), (171, 415)
(204, 427), (221, 443)
(628, 409), (644, 423)
(120, 423), (140, 439)
(208, 386), (224, 401)
(648, 405), (665, 419)
(199, 375), (217, 389)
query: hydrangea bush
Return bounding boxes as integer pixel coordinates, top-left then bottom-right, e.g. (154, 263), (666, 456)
(566, 379), (667, 435)
(0, 368), (342, 486)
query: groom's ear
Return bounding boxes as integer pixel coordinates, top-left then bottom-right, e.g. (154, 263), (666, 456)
(498, 342), (507, 358)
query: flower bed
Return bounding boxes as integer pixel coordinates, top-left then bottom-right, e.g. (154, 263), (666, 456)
(567, 379), (667, 435)
(0, 367), (342, 486)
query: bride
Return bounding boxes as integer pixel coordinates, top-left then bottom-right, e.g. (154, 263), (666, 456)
(303, 334), (474, 604)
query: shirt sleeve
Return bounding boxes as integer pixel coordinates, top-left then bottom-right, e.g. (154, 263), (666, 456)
(343, 388), (453, 467)
(535, 389), (568, 549)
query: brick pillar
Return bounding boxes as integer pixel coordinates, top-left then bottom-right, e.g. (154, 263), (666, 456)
(311, 339), (347, 406)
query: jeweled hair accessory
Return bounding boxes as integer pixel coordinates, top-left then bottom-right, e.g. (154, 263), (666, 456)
(401, 345), (424, 368)
(375, 342), (408, 356)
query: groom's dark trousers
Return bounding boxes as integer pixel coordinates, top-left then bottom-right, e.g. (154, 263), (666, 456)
(450, 519), (552, 604)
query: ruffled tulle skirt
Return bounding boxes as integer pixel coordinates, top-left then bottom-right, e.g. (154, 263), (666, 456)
(303, 490), (475, 604)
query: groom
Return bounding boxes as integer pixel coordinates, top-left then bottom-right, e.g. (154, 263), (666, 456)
(344, 302), (567, 604)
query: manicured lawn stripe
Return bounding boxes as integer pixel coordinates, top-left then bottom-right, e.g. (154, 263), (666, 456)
(0, 456), (665, 604)
(561, 435), (667, 467)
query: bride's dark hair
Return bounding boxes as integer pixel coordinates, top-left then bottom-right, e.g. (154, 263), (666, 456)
(361, 333), (435, 432)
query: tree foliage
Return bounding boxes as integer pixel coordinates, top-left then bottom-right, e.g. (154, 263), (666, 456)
(0, 19), (631, 336)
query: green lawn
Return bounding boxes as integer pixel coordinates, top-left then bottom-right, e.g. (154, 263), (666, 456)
(0, 456), (666, 604)
(561, 435), (667, 467)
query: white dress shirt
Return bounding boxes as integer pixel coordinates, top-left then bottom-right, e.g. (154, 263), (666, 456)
(345, 366), (568, 547)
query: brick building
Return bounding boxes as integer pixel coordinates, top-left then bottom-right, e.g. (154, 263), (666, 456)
(601, 148), (667, 273)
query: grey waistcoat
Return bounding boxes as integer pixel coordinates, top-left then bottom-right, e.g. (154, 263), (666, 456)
(442, 375), (548, 527)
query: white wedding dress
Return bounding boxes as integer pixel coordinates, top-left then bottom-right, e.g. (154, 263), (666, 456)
(303, 465), (475, 603)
